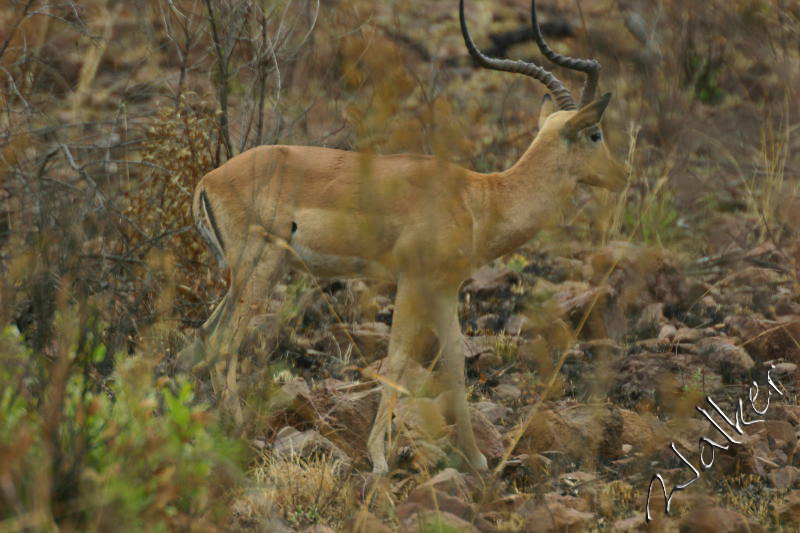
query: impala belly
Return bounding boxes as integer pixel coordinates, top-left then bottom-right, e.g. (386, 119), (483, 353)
(286, 209), (395, 279)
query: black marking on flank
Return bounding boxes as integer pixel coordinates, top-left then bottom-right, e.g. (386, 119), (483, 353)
(291, 221), (298, 233)
(200, 190), (225, 252)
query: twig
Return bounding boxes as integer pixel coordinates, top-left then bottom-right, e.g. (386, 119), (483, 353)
(0, 0), (36, 62)
(60, 143), (106, 208)
(204, 0), (233, 159)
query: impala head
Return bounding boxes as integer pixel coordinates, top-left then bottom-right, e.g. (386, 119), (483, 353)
(460, 0), (627, 192)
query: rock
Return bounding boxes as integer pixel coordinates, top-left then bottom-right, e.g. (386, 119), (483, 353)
(522, 452), (552, 473)
(725, 314), (800, 363)
(416, 468), (473, 501)
(720, 431), (770, 478)
(552, 280), (612, 318)
(773, 361), (798, 376)
(637, 302), (666, 331)
(406, 486), (473, 520)
(271, 427), (350, 465)
(504, 314), (529, 336)
(560, 471), (596, 485)
(346, 510), (393, 533)
(470, 407), (505, 461)
(268, 378), (312, 411)
(463, 335), (495, 359)
(395, 397), (449, 470)
(776, 490), (800, 526)
(475, 351), (503, 370)
(400, 509), (480, 533)
(698, 337), (755, 381)
(598, 480), (635, 520)
(475, 401), (510, 424)
(658, 324), (677, 341)
(674, 327), (703, 343)
(770, 466), (800, 489)
(519, 493), (595, 533)
(305, 526), (335, 533)
(494, 383), (521, 402)
(553, 403), (625, 462)
(282, 380), (381, 462)
(331, 322), (390, 362)
(264, 377), (383, 465)
(620, 408), (659, 451)
(679, 506), (752, 533)
(760, 419), (797, 453)
(622, 443), (632, 454)
(475, 313), (502, 331)
(516, 409), (560, 454)
(518, 404), (625, 464)
(613, 514), (646, 531)
(704, 213), (755, 256)
(766, 404), (800, 426)
(551, 256), (586, 280)
(589, 242), (688, 311)
(463, 266), (520, 299)
(611, 351), (682, 406)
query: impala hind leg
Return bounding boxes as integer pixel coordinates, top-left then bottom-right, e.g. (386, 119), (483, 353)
(434, 293), (487, 471)
(176, 289), (233, 374)
(201, 233), (288, 425)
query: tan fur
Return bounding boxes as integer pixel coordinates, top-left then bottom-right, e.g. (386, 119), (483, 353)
(183, 96), (626, 473)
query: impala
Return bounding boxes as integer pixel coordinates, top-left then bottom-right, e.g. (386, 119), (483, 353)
(179, 0), (626, 473)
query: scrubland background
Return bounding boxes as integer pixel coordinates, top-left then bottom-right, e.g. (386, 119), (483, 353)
(1, 0), (799, 531)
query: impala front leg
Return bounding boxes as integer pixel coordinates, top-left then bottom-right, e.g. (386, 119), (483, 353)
(436, 294), (488, 471)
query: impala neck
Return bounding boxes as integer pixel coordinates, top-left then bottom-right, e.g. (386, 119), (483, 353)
(471, 134), (575, 264)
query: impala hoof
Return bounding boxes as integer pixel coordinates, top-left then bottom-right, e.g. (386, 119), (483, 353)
(371, 458), (389, 474)
(471, 452), (488, 471)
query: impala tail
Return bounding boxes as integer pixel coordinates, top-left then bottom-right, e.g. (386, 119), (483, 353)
(194, 187), (228, 271)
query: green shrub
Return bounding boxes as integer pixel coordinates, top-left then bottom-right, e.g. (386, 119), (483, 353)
(0, 324), (243, 532)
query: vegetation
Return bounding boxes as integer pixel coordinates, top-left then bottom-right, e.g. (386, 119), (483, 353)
(1, 0), (798, 531)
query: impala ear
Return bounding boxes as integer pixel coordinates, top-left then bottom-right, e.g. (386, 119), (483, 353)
(538, 94), (557, 129)
(562, 92), (612, 141)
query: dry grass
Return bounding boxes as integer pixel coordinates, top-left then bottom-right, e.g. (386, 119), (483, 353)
(233, 453), (357, 531)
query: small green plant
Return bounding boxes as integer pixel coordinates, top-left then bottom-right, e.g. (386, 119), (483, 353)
(506, 253), (529, 273)
(421, 513), (465, 533)
(495, 333), (519, 364)
(279, 275), (312, 325)
(0, 321), (242, 531)
(242, 454), (356, 530)
(287, 503), (322, 527)
(622, 177), (683, 246)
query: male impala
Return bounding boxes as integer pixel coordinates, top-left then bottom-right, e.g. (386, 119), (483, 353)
(180, 0), (626, 473)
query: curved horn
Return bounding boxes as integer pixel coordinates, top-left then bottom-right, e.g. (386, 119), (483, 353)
(460, 0), (576, 111)
(530, 0), (600, 108)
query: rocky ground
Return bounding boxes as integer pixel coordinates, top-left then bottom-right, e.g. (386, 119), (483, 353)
(222, 227), (800, 532)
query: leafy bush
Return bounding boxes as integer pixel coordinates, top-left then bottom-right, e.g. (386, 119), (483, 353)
(0, 323), (242, 532)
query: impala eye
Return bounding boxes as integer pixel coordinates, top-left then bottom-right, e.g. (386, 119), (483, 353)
(589, 131), (602, 143)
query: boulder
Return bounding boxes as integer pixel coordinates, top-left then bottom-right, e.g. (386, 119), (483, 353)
(679, 506), (752, 533)
(697, 337), (755, 381)
(776, 490), (800, 526)
(770, 466), (800, 490)
(463, 266), (520, 299)
(345, 510), (393, 533)
(470, 407), (505, 461)
(400, 508), (480, 533)
(519, 492), (595, 533)
(271, 427), (350, 465)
